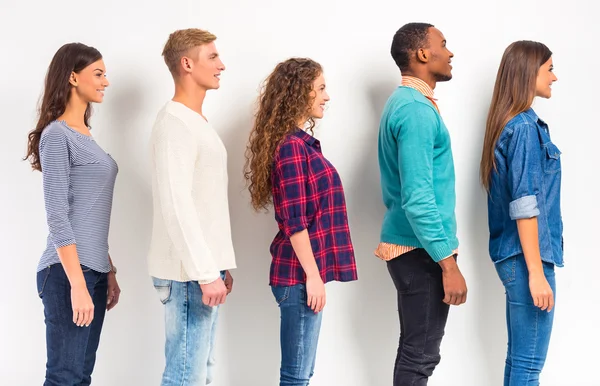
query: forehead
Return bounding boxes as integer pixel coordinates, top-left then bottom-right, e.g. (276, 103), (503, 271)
(197, 41), (218, 56)
(83, 59), (106, 72)
(427, 27), (445, 43)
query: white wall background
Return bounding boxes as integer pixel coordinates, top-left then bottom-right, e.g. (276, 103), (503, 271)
(1, 0), (598, 385)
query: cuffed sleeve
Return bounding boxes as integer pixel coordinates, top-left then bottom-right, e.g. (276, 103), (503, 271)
(509, 195), (540, 220)
(274, 139), (309, 237)
(507, 123), (542, 220)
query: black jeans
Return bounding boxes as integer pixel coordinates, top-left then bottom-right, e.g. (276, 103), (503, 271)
(387, 248), (450, 386)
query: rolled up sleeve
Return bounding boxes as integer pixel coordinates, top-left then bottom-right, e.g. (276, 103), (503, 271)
(274, 140), (310, 237)
(507, 123), (542, 220)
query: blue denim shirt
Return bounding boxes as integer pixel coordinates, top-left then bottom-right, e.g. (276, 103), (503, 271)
(487, 108), (563, 266)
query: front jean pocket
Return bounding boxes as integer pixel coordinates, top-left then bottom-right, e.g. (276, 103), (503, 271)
(543, 142), (561, 174)
(271, 285), (291, 305)
(495, 256), (517, 285)
(152, 277), (172, 304)
(36, 266), (52, 298)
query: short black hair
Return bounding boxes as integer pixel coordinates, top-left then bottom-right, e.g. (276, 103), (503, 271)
(391, 22), (434, 72)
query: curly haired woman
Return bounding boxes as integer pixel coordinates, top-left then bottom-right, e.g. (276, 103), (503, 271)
(244, 58), (358, 386)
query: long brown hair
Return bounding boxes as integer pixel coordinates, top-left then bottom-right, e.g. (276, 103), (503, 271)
(480, 41), (552, 191)
(244, 58), (323, 211)
(25, 43), (102, 171)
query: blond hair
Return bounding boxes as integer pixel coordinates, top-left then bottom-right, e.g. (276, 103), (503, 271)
(162, 28), (216, 76)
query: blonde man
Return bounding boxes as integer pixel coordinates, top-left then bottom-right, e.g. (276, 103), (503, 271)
(147, 28), (236, 386)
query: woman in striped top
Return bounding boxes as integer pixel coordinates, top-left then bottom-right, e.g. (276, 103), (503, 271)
(25, 43), (120, 386)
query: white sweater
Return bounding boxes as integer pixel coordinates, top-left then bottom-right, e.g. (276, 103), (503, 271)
(147, 101), (236, 284)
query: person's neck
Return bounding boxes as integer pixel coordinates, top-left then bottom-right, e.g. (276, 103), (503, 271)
(57, 94), (90, 135)
(172, 81), (207, 119)
(402, 70), (436, 91)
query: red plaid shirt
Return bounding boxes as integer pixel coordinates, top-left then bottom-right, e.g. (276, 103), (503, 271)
(269, 130), (358, 287)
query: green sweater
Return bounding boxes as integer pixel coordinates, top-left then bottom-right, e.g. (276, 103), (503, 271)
(378, 86), (458, 261)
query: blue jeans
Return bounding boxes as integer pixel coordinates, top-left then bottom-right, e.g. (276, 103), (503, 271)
(37, 263), (108, 386)
(152, 275), (223, 386)
(271, 283), (323, 386)
(495, 254), (556, 386)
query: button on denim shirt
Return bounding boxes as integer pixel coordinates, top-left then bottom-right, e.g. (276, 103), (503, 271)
(487, 108), (563, 266)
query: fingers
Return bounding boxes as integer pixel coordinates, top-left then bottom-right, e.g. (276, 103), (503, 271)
(443, 293), (451, 305)
(314, 296), (322, 314)
(307, 293), (326, 313)
(443, 291), (467, 306)
(547, 293), (555, 312)
(318, 294), (326, 313)
(73, 306), (94, 327)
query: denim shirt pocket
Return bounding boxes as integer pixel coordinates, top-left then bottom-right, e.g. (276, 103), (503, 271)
(542, 142), (561, 174)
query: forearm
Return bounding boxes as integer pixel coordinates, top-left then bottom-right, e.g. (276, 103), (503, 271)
(516, 217), (544, 276)
(290, 229), (320, 279)
(56, 244), (85, 288)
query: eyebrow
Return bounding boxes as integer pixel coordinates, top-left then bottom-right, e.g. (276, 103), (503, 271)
(94, 68), (104, 72)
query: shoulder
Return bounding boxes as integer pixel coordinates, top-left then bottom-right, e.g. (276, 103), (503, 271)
(40, 121), (73, 150)
(152, 105), (194, 139)
(505, 112), (538, 136)
(275, 134), (308, 161)
(41, 121), (70, 140)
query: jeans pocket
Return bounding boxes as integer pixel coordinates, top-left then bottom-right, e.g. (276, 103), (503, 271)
(36, 266), (52, 298)
(81, 265), (92, 273)
(152, 277), (172, 304)
(495, 256), (517, 285)
(387, 259), (415, 294)
(271, 285), (291, 305)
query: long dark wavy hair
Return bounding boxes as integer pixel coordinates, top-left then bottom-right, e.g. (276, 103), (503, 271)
(244, 58), (323, 211)
(25, 43), (102, 171)
(480, 40), (552, 191)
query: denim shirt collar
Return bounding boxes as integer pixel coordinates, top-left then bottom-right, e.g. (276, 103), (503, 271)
(522, 108), (547, 127)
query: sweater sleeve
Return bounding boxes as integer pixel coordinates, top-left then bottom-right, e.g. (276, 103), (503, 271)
(394, 102), (454, 262)
(151, 116), (220, 284)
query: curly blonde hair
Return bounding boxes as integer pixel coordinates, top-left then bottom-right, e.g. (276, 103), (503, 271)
(244, 58), (323, 212)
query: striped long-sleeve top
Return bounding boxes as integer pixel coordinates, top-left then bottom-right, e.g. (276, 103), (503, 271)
(37, 120), (118, 273)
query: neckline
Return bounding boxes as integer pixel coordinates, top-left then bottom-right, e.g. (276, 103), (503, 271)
(169, 100), (209, 124)
(56, 120), (94, 141)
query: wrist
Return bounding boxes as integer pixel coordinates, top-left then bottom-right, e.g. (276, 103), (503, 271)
(438, 255), (458, 272)
(70, 280), (87, 290)
(306, 272), (322, 281)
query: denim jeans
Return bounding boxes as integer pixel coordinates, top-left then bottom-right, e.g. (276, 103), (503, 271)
(386, 248), (450, 386)
(271, 283), (323, 386)
(495, 254), (556, 386)
(37, 263), (108, 386)
(152, 274), (224, 386)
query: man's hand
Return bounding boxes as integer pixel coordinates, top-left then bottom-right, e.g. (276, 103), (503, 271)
(439, 256), (467, 306)
(106, 271), (121, 311)
(200, 278), (227, 307)
(224, 271), (234, 295)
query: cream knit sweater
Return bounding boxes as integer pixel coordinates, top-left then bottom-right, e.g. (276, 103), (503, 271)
(147, 101), (236, 284)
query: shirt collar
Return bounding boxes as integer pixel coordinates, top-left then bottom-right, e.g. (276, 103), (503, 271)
(292, 129), (319, 147)
(401, 76), (437, 100)
(523, 108), (547, 125)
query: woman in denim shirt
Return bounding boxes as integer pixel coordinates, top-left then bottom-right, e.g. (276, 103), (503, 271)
(480, 41), (561, 386)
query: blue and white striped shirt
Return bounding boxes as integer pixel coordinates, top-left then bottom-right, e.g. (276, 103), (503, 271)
(37, 121), (118, 273)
